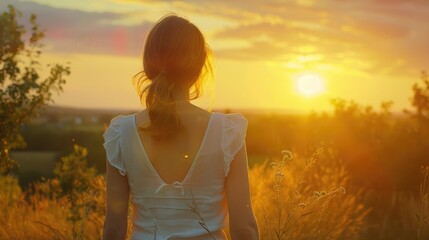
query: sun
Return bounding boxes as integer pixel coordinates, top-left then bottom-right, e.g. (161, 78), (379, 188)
(295, 74), (325, 96)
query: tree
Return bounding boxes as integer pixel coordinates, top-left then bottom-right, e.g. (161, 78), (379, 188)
(0, 5), (70, 172)
(405, 71), (429, 122)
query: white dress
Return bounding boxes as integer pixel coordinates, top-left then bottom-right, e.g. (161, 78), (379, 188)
(102, 111), (248, 240)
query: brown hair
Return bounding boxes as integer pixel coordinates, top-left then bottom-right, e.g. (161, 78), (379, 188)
(133, 14), (213, 142)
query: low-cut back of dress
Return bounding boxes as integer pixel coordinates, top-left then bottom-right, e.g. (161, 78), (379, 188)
(103, 111), (248, 240)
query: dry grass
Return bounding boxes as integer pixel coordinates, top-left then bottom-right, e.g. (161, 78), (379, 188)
(0, 149), (371, 240)
(0, 175), (70, 240)
(0, 176), (105, 240)
(250, 148), (369, 240)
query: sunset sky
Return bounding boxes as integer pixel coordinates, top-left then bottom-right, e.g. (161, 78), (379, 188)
(1, 0), (428, 114)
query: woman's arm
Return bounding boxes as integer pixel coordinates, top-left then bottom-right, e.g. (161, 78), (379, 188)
(102, 160), (130, 240)
(226, 143), (260, 240)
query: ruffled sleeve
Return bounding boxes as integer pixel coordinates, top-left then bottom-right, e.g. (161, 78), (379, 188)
(103, 115), (127, 176)
(221, 113), (248, 177)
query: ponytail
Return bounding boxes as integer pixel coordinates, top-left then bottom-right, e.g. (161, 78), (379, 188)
(134, 71), (184, 142)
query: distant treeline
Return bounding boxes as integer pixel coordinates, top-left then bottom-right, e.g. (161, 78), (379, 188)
(15, 97), (428, 194)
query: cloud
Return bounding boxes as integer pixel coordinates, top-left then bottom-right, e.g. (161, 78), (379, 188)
(2, 0), (428, 76)
(0, 0), (152, 56)
(191, 0), (428, 75)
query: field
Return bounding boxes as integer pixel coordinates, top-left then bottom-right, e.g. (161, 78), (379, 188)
(1, 100), (429, 240)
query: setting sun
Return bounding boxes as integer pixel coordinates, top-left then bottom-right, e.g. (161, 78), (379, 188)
(295, 74), (325, 96)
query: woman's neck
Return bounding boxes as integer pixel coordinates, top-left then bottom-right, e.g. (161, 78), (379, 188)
(172, 86), (190, 102)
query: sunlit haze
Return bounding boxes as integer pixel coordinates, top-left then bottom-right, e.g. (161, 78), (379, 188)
(2, 0), (428, 114)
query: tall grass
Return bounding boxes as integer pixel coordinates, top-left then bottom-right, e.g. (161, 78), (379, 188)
(0, 176), (70, 240)
(417, 166), (429, 240)
(0, 149), (370, 240)
(250, 148), (369, 240)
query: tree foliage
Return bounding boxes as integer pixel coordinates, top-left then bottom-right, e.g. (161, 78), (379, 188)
(406, 71), (429, 122)
(0, 5), (70, 171)
(53, 144), (105, 239)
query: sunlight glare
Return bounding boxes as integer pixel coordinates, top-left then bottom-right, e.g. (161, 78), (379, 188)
(295, 74), (325, 96)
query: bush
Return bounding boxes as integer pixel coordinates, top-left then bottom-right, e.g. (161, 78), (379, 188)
(0, 145), (106, 240)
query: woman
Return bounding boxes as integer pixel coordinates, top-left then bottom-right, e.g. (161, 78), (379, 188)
(102, 14), (259, 240)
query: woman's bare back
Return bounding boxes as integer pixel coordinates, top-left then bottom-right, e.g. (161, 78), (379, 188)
(134, 103), (212, 184)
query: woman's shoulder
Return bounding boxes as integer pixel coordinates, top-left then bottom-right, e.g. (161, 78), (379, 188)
(216, 111), (248, 143)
